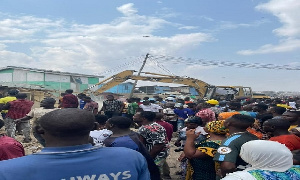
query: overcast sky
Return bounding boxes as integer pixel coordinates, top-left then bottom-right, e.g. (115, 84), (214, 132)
(0, 0), (299, 91)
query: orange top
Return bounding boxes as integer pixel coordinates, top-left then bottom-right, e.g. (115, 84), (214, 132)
(184, 101), (193, 104)
(218, 111), (240, 120)
(247, 127), (263, 139)
(270, 134), (300, 151)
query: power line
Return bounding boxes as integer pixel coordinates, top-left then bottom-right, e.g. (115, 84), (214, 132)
(151, 55), (300, 71)
(148, 56), (175, 75)
(95, 56), (145, 75)
(147, 59), (168, 75)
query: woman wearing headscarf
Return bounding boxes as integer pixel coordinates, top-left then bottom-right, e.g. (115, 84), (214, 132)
(184, 120), (228, 180)
(195, 103), (216, 125)
(221, 140), (300, 179)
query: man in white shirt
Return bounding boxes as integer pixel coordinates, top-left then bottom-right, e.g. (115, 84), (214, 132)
(89, 114), (112, 146)
(139, 100), (163, 113)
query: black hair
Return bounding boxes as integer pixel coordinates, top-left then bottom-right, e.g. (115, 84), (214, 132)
(141, 111), (156, 122)
(83, 96), (91, 100)
(43, 97), (56, 104)
(143, 100), (150, 105)
(187, 103), (196, 108)
(16, 93), (27, 99)
(260, 114), (274, 123)
(286, 110), (300, 116)
(108, 116), (133, 129)
(177, 99), (184, 104)
(229, 102), (242, 109)
(94, 114), (109, 124)
(272, 106), (286, 115)
(230, 114), (255, 129)
(39, 109), (95, 137)
(155, 113), (164, 120)
(265, 118), (291, 130)
(8, 89), (19, 96)
(184, 97), (190, 101)
(77, 93), (86, 98)
(65, 89), (73, 94)
(136, 98), (141, 102)
(0, 120), (4, 129)
(242, 105), (254, 111)
(186, 116), (203, 125)
(273, 98), (282, 104)
(255, 103), (268, 110)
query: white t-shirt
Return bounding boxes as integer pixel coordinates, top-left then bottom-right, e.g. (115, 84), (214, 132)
(163, 108), (175, 115)
(181, 126), (208, 135)
(27, 107), (58, 126)
(89, 129), (112, 146)
(27, 108), (58, 120)
(289, 102), (296, 109)
(180, 126), (208, 146)
(139, 104), (163, 112)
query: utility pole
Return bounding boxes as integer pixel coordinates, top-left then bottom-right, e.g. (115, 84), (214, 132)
(129, 53), (149, 99)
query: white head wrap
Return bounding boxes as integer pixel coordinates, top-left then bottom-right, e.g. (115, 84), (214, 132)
(240, 140), (293, 172)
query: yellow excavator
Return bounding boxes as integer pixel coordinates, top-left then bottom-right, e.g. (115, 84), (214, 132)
(85, 70), (253, 100)
(204, 86), (253, 100)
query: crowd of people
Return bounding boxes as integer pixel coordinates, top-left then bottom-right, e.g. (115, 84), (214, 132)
(0, 88), (299, 180)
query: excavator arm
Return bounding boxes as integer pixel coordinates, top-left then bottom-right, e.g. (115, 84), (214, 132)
(85, 70), (210, 97)
(84, 70), (135, 94)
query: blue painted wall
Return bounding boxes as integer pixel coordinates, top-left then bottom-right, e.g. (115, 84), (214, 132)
(99, 82), (134, 93)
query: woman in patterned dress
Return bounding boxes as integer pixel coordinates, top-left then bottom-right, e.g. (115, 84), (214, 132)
(184, 120), (228, 180)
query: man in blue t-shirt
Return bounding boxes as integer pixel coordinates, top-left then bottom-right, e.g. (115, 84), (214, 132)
(0, 109), (150, 180)
(173, 103), (195, 131)
(77, 93), (87, 109)
(104, 116), (161, 180)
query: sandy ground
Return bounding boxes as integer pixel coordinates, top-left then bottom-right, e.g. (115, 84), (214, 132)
(167, 140), (182, 180)
(15, 132), (182, 180)
(15, 134), (43, 155)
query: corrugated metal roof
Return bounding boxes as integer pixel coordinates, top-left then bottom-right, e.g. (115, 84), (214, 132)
(0, 82), (49, 90)
(0, 66), (104, 78)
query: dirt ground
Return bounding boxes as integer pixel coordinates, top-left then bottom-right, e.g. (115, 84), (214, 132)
(15, 132), (182, 180)
(15, 134), (43, 155)
(167, 138), (182, 180)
